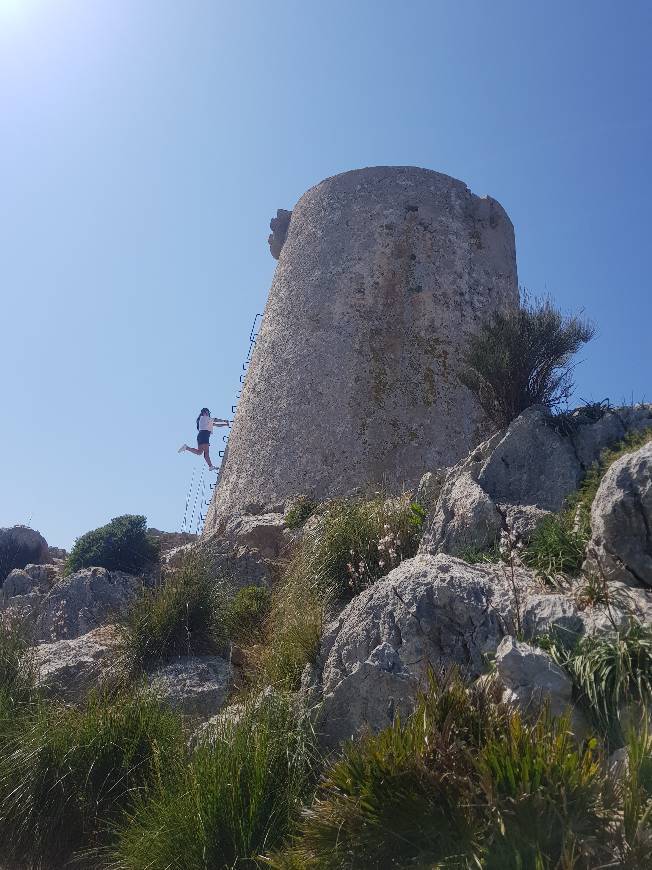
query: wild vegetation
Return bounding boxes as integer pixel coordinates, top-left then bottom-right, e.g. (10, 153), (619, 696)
(259, 495), (425, 689)
(65, 513), (160, 575)
(461, 294), (595, 428)
(522, 426), (652, 584)
(120, 555), (227, 669)
(542, 623), (652, 749)
(271, 672), (652, 869)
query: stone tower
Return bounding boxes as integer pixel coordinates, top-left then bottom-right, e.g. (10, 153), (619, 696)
(204, 166), (518, 532)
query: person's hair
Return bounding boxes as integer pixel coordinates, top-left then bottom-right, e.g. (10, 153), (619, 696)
(196, 408), (210, 430)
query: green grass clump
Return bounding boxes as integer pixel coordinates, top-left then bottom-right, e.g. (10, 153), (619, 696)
(293, 495), (424, 600)
(225, 584), (272, 645)
(546, 623), (652, 748)
(65, 514), (160, 575)
(271, 673), (610, 869)
(617, 728), (652, 867)
(0, 621), (35, 714)
(455, 538), (503, 565)
(0, 692), (184, 868)
(121, 556), (226, 670)
(108, 692), (318, 870)
(284, 495), (317, 530)
(522, 427), (652, 584)
(521, 513), (587, 583)
(260, 496), (425, 690)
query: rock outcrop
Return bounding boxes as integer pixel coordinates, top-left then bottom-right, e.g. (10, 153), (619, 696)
(585, 441), (652, 587)
(146, 655), (233, 718)
(421, 405), (652, 556)
(206, 166), (520, 530)
(0, 525), (49, 584)
(33, 625), (123, 702)
(312, 554), (530, 746)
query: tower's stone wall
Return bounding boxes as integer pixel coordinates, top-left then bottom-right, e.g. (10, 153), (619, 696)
(204, 166), (518, 532)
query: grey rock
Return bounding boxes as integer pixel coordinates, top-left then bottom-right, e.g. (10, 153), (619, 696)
(314, 554), (529, 746)
(223, 512), (289, 558)
(163, 535), (273, 589)
(2, 563), (58, 599)
(206, 166), (520, 531)
(415, 469), (447, 514)
(478, 407), (582, 512)
(37, 567), (143, 642)
(494, 636), (573, 718)
(522, 594), (585, 642)
(32, 625), (123, 702)
(423, 472), (503, 555)
(585, 442), (652, 587)
(146, 655), (233, 718)
(492, 636), (587, 736)
(0, 525), (49, 583)
(420, 404), (652, 557)
(268, 208), (292, 259)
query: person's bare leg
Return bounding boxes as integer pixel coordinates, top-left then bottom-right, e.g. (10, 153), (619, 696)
(202, 445), (215, 469)
(184, 445), (203, 456)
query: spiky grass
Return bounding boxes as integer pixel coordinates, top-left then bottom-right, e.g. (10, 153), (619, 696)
(107, 691), (318, 870)
(547, 624), (652, 747)
(271, 672), (610, 870)
(225, 584), (272, 645)
(0, 691), (184, 868)
(120, 555), (227, 670)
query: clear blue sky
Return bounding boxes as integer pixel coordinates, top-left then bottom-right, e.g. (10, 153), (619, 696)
(1, 0), (650, 549)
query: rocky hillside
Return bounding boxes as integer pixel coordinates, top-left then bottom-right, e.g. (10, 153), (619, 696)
(1, 401), (651, 867)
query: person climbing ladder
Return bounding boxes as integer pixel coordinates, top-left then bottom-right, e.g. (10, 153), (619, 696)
(178, 407), (229, 471)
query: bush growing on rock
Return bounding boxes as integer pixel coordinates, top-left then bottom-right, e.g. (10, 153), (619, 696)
(225, 584), (271, 644)
(65, 514), (159, 575)
(0, 692), (184, 868)
(544, 623), (652, 748)
(108, 692), (318, 870)
(260, 496), (425, 690)
(121, 556), (227, 669)
(461, 294), (595, 428)
(0, 621), (35, 714)
(271, 672), (614, 869)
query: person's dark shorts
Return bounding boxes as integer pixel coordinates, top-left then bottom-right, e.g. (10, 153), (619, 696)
(197, 430), (210, 446)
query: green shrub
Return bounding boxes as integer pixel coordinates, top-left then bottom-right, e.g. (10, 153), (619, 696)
(272, 673), (609, 869)
(455, 538), (502, 565)
(617, 728), (652, 867)
(294, 495), (424, 601)
(461, 293), (595, 428)
(108, 692), (318, 870)
(284, 496), (317, 530)
(225, 584), (272, 645)
(121, 556), (226, 669)
(0, 692), (184, 868)
(546, 624), (652, 748)
(65, 514), (160, 575)
(0, 621), (35, 712)
(260, 496), (424, 689)
(260, 575), (325, 690)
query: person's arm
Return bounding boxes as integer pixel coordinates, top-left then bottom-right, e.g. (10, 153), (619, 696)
(212, 418), (230, 426)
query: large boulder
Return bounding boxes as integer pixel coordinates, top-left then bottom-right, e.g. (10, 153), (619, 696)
(313, 554), (530, 746)
(32, 625), (123, 702)
(421, 405), (652, 556)
(0, 526), (49, 584)
(145, 655), (233, 718)
(585, 442), (652, 587)
(37, 567), (143, 642)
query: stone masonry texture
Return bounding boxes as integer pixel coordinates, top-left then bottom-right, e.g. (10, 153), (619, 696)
(205, 166), (519, 531)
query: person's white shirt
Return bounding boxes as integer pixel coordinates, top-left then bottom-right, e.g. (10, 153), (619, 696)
(198, 414), (214, 432)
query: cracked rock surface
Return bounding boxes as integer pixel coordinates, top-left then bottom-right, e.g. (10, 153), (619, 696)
(314, 553), (532, 746)
(585, 441), (652, 587)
